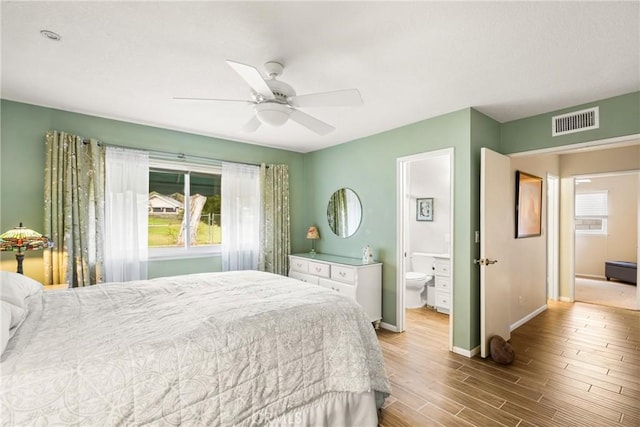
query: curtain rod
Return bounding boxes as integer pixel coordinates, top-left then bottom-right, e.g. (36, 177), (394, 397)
(81, 138), (265, 168)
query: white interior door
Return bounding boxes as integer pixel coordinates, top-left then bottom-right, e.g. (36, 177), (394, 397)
(480, 148), (512, 358)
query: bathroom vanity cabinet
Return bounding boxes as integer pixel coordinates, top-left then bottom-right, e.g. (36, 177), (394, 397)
(434, 256), (451, 314)
(288, 253), (382, 327)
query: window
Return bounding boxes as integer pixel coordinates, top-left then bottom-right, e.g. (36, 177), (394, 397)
(148, 159), (221, 258)
(575, 191), (608, 235)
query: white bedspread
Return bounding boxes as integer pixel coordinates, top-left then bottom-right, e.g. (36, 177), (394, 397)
(1, 271), (390, 426)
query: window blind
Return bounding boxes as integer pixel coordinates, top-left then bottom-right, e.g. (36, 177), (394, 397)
(575, 191), (608, 217)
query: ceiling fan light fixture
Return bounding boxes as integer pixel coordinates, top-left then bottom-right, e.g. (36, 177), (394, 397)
(254, 103), (290, 127)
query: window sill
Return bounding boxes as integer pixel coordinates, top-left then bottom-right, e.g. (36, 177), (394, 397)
(148, 246), (221, 261)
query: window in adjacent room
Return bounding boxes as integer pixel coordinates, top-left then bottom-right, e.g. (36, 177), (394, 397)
(148, 159), (221, 258)
(575, 190), (608, 235)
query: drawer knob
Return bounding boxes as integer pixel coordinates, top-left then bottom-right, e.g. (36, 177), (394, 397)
(339, 271), (346, 277)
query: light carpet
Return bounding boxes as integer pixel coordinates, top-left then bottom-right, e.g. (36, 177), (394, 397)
(574, 276), (637, 310)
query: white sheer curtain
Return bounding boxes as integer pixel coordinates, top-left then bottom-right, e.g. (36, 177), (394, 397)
(104, 147), (149, 282)
(221, 162), (261, 271)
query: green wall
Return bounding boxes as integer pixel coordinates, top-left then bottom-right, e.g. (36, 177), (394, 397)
(466, 109), (501, 349)
(2, 91), (637, 353)
(306, 108), (492, 351)
(0, 100), (307, 279)
(501, 92), (640, 154)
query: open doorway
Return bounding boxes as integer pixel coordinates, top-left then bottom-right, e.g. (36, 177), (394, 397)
(573, 171), (638, 310)
(396, 148), (454, 349)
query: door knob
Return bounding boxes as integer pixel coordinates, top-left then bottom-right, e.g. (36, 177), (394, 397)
(474, 258), (498, 266)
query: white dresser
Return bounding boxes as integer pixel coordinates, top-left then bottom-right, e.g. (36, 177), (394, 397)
(433, 256), (451, 314)
(288, 253), (382, 326)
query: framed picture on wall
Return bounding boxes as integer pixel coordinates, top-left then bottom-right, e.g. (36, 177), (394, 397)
(416, 198), (434, 221)
(515, 171), (543, 238)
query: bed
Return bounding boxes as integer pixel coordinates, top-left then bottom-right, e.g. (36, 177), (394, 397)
(605, 260), (637, 285)
(0, 270), (390, 426)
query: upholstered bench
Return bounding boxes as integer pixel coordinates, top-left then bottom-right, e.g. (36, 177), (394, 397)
(605, 261), (637, 285)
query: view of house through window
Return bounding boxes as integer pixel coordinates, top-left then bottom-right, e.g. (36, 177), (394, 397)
(148, 168), (221, 249)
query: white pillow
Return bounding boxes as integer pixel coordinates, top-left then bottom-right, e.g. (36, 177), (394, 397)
(0, 271), (44, 308)
(2, 300), (26, 330)
(1, 302), (11, 355)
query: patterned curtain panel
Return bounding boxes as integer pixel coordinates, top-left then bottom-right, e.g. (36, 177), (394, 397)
(43, 131), (105, 287)
(259, 164), (290, 275)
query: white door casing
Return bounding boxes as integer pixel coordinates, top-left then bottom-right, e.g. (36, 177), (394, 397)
(480, 148), (512, 358)
(547, 174), (559, 300)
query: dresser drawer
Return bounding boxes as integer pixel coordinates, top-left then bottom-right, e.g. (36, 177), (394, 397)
(290, 257), (309, 273)
(319, 278), (356, 300)
(435, 276), (450, 291)
(308, 261), (330, 278)
(288, 253), (382, 324)
(289, 270), (319, 285)
(331, 265), (356, 284)
(434, 259), (451, 276)
(436, 290), (450, 309)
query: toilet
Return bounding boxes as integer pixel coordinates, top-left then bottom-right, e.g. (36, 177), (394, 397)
(405, 253), (435, 308)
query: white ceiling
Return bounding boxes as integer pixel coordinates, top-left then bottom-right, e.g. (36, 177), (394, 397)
(2, 1), (638, 153)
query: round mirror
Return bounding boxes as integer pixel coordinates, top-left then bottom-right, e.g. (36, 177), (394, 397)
(327, 188), (362, 238)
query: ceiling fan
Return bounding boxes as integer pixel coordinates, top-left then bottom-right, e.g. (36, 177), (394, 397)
(174, 60), (363, 135)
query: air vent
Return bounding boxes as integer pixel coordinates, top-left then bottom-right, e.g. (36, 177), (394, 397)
(552, 107), (599, 136)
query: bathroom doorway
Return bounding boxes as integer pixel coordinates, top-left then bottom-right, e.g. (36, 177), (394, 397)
(396, 148), (454, 349)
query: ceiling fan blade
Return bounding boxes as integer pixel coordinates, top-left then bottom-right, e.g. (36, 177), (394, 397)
(289, 109), (335, 135)
(289, 89), (363, 108)
(226, 60), (275, 100)
(242, 115), (261, 133)
(173, 97), (252, 105)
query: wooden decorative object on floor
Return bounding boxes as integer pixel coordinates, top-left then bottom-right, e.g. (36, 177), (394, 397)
(489, 335), (515, 364)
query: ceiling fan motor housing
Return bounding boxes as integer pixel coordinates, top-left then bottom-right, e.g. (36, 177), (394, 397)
(261, 79), (295, 103)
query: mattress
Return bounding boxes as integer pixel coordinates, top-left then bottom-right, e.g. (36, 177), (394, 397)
(1, 271), (390, 426)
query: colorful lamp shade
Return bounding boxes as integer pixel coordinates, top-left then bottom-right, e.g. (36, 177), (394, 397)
(306, 226), (320, 255)
(306, 226), (320, 240)
(0, 222), (53, 274)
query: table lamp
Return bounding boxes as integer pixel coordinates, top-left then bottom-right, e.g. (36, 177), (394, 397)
(0, 222), (53, 274)
(306, 226), (320, 255)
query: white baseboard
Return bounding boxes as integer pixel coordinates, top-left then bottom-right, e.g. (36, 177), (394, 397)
(379, 322), (399, 332)
(510, 304), (548, 332)
(576, 273), (606, 280)
(452, 345), (480, 358)
(559, 296), (573, 302)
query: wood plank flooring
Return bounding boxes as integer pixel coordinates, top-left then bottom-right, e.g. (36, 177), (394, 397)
(377, 301), (640, 426)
